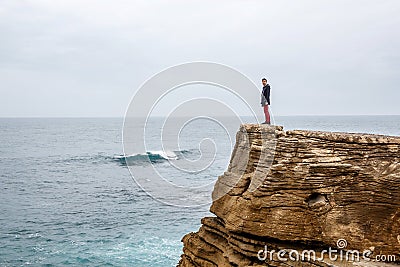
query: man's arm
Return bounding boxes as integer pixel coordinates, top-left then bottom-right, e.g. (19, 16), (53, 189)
(263, 85), (271, 105)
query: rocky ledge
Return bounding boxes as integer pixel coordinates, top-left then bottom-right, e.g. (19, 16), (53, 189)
(178, 124), (400, 267)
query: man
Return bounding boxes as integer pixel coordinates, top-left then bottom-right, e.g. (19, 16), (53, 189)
(260, 78), (271, 124)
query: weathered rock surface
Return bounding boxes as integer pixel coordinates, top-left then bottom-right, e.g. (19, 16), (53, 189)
(178, 124), (400, 267)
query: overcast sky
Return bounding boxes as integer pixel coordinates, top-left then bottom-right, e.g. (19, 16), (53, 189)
(1, 0), (399, 117)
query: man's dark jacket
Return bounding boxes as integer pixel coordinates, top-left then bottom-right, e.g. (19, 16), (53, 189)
(261, 84), (271, 106)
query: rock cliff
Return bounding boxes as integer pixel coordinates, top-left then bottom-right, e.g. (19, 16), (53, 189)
(178, 124), (400, 267)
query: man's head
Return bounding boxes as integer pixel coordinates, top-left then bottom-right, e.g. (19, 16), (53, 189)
(262, 78), (267, 86)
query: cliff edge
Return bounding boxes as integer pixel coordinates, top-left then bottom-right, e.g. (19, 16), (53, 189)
(178, 124), (400, 267)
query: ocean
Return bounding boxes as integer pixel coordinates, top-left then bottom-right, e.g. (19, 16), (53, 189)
(0, 116), (399, 266)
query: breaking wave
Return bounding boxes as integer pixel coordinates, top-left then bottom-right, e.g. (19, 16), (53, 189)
(114, 150), (192, 165)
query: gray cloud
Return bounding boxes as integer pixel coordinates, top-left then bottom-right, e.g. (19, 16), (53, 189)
(0, 0), (399, 117)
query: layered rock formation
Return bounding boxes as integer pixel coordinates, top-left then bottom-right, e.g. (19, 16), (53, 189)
(178, 124), (400, 267)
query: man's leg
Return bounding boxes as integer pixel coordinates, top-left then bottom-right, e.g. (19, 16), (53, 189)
(263, 105), (270, 124)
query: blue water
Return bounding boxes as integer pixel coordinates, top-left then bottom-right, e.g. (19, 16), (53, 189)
(0, 116), (399, 266)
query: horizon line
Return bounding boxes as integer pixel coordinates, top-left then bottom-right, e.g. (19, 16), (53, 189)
(0, 114), (399, 119)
